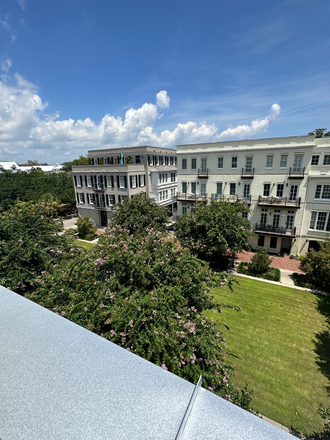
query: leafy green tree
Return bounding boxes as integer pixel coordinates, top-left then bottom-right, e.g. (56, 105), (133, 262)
(299, 239), (330, 292)
(27, 225), (251, 408)
(62, 155), (92, 172)
(0, 201), (72, 294)
(110, 193), (170, 235)
(77, 216), (97, 240)
(176, 199), (253, 262)
(308, 128), (330, 138)
(19, 159), (49, 166)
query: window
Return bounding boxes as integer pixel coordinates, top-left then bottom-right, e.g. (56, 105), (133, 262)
(87, 176), (92, 187)
(218, 157), (223, 169)
(258, 235), (265, 247)
(139, 175), (145, 187)
(171, 188), (175, 197)
(78, 193), (85, 203)
(270, 237), (278, 249)
(276, 184), (284, 197)
(170, 156), (174, 165)
(216, 182), (223, 196)
(280, 155), (288, 168)
(323, 155), (330, 165)
(273, 210), (280, 228)
(231, 157), (237, 169)
(113, 157), (118, 165)
(130, 175), (137, 188)
(293, 154), (303, 172)
(156, 156), (160, 166)
(200, 183), (207, 197)
(241, 211), (248, 219)
(311, 155), (319, 165)
(191, 182), (196, 194)
(148, 155), (153, 166)
(230, 183), (236, 195)
(309, 212), (330, 232)
(286, 211), (295, 229)
(191, 158), (197, 169)
(108, 194), (115, 205)
(182, 182), (187, 194)
(182, 159), (187, 170)
(243, 184), (250, 199)
(135, 155), (141, 164)
(171, 172), (176, 182)
(260, 209), (267, 227)
(263, 183), (271, 197)
(76, 176), (82, 187)
(315, 184), (330, 199)
(245, 157), (253, 173)
(266, 156), (273, 168)
(103, 158), (108, 165)
(289, 185), (298, 201)
(106, 176), (113, 187)
(201, 158), (207, 173)
(119, 176), (125, 188)
(182, 206), (187, 215)
(89, 193), (95, 205)
(161, 156), (165, 166)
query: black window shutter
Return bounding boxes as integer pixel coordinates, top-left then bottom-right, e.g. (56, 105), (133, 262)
(84, 176), (87, 186)
(104, 175), (107, 187)
(74, 176), (77, 186)
(113, 195), (116, 204)
(76, 192), (79, 201)
(130, 176), (133, 188)
(111, 176), (114, 187)
(124, 176), (127, 188)
(82, 194), (85, 203)
(100, 175), (103, 184)
(87, 193), (89, 203)
(117, 176), (120, 188)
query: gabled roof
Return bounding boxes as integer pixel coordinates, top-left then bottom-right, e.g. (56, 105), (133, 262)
(0, 285), (295, 439)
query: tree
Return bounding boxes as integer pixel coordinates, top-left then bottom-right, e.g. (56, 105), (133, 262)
(110, 193), (170, 235)
(249, 248), (272, 275)
(299, 238), (330, 292)
(308, 128), (330, 138)
(27, 225), (251, 408)
(77, 216), (97, 240)
(61, 156), (92, 172)
(19, 159), (49, 166)
(0, 201), (72, 294)
(175, 199), (253, 263)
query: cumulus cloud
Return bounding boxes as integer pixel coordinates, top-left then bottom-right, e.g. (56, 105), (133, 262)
(0, 56), (12, 73)
(156, 90), (170, 109)
(0, 70), (281, 162)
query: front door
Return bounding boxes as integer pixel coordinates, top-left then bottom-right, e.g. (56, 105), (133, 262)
(100, 211), (108, 227)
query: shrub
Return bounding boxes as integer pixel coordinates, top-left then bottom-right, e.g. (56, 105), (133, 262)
(237, 262), (248, 274)
(263, 267), (281, 282)
(299, 239), (330, 292)
(249, 248), (272, 275)
(77, 216), (97, 240)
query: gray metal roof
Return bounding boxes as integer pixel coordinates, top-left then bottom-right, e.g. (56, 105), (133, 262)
(0, 285), (295, 439)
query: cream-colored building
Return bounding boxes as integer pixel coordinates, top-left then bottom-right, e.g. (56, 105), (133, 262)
(72, 146), (177, 227)
(176, 135), (330, 256)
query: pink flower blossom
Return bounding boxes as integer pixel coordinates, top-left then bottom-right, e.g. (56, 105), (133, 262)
(152, 310), (156, 315)
(161, 364), (168, 370)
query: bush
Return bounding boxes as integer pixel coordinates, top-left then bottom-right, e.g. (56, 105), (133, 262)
(250, 248), (272, 275)
(77, 216), (97, 240)
(237, 261), (248, 274)
(263, 267), (281, 282)
(299, 239), (330, 293)
(237, 261), (280, 281)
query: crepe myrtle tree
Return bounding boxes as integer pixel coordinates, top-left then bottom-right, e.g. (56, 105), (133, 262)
(110, 192), (170, 235)
(27, 225), (252, 409)
(0, 201), (72, 294)
(176, 198), (253, 263)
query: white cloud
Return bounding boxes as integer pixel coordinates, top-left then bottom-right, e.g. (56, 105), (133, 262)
(0, 70), (281, 162)
(156, 90), (170, 109)
(0, 15), (11, 31)
(18, 0), (26, 10)
(0, 57), (12, 73)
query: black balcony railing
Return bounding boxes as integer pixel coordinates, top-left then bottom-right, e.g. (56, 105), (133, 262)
(241, 167), (255, 178)
(92, 183), (104, 191)
(198, 168), (208, 177)
(254, 223), (296, 236)
(289, 166), (305, 178)
(257, 195), (301, 208)
(94, 201), (106, 209)
(176, 192), (208, 201)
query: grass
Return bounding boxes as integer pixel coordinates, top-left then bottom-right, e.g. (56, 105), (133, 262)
(74, 239), (95, 252)
(205, 275), (330, 435)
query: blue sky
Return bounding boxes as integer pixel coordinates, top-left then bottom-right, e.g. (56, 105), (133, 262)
(0, 0), (329, 163)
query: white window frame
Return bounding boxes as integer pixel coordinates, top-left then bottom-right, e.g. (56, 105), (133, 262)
(182, 158), (187, 170)
(231, 157), (237, 169)
(191, 158), (197, 170)
(119, 176), (125, 188)
(87, 176), (92, 187)
(311, 155), (319, 166)
(131, 175), (136, 189)
(218, 157), (224, 169)
(309, 211), (330, 231)
(139, 175), (145, 187)
(266, 155), (273, 169)
(323, 155), (330, 165)
(263, 183), (271, 197)
(280, 155), (288, 168)
(106, 176), (113, 187)
(315, 184), (330, 200)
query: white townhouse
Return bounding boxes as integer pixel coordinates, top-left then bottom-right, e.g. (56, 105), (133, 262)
(72, 146), (177, 227)
(176, 135), (330, 256)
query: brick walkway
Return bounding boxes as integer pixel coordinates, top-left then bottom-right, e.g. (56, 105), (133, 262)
(236, 251), (303, 273)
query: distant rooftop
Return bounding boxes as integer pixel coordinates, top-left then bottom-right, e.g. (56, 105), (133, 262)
(0, 285), (295, 439)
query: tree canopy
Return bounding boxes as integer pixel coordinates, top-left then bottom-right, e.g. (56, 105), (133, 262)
(299, 239), (330, 292)
(175, 199), (253, 262)
(308, 128), (330, 138)
(110, 193), (170, 235)
(61, 155), (92, 172)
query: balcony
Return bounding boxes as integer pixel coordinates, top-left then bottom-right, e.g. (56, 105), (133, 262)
(257, 195), (301, 208)
(241, 167), (255, 178)
(94, 201), (106, 209)
(198, 168), (208, 178)
(176, 192), (208, 201)
(92, 183), (104, 191)
(289, 167), (305, 178)
(254, 223), (296, 236)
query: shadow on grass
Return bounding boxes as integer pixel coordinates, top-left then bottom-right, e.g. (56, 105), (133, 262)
(314, 294), (330, 396)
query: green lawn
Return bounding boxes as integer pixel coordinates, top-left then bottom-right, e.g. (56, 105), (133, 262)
(74, 239), (95, 251)
(205, 275), (330, 435)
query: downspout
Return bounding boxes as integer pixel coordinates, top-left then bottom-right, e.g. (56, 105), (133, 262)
(297, 175), (310, 255)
